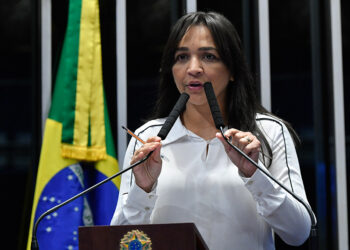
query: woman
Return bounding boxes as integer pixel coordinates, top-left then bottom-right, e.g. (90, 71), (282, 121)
(111, 11), (312, 250)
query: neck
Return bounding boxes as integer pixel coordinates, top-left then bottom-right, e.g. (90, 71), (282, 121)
(181, 103), (225, 140)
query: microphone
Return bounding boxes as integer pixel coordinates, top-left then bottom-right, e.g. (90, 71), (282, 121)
(158, 92), (189, 139)
(203, 82), (317, 248)
(203, 82), (224, 129)
(31, 93), (189, 250)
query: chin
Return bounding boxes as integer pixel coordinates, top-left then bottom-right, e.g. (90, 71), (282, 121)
(188, 98), (207, 107)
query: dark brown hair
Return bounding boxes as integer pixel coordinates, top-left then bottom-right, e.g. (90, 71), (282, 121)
(151, 11), (299, 166)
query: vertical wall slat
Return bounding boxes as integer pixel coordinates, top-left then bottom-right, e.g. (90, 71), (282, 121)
(41, 0), (52, 136)
(330, 0), (348, 249)
(186, 0), (197, 13)
(258, 0), (271, 111)
(116, 0), (127, 167)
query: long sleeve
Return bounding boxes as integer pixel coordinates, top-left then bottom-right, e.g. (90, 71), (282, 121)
(110, 117), (314, 249)
(110, 137), (158, 225)
(242, 118), (313, 246)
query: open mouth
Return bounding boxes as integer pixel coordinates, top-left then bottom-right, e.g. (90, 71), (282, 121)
(189, 83), (202, 87)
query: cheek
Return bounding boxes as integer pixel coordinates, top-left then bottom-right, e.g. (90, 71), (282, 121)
(172, 66), (183, 83)
(172, 66), (183, 91)
(208, 69), (231, 94)
(172, 65), (181, 81)
(207, 67), (230, 84)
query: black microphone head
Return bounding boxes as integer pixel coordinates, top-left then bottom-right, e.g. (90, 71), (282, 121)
(203, 82), (225, 129)
(157, 92), (189, 140)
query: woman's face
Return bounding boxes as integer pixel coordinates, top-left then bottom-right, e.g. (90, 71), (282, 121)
(172, 25), (233, 108)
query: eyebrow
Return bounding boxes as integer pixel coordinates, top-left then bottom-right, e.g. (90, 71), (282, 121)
(175, 46), (217, 52)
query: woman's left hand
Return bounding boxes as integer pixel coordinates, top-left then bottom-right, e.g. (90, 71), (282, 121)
(216, 129), (261, 177)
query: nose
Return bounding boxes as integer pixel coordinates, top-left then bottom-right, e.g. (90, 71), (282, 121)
(187, 57), (203, 76)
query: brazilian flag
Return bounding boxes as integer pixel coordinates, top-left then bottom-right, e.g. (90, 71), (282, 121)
(27, 0), (120, 249)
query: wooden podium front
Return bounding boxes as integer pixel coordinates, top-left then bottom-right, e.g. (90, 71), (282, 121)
(79, 223), (209, 250)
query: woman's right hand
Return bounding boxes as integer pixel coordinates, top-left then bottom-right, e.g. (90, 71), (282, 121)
(131, 136), (162, 193)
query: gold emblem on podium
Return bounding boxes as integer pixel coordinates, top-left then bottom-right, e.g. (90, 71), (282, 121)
(120, 229), (152, 250)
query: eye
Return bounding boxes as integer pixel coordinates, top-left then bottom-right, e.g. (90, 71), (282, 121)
(174, 53), (189, 62)
(202, 53), (219, 62)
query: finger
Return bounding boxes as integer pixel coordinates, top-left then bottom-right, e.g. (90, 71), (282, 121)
(223, 129), (239, 141)
(242, 139), (260, 153)
(130, 150), (146, 165)
(131, 142), (161, 164)
(152, 143), (163, 164)
(238, 135), (252, 148)
(216, 132), (225, 142)
(215, 132), (228, 147)
(231, 131), (247, 149)
(234, 132), (255, 149)
(140, 141), (161, 153)
(242, 139), (261, 162)
(216, 132), (233, 152)
(217, 129), (240, 146)
(146, 142), (162, 166)
(242, 133), (255, 144)
(146, 136), (162, 143)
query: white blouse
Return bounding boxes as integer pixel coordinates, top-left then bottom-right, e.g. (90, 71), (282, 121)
(111, 114), (312, 250)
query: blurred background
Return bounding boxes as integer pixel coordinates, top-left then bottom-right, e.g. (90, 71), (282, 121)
(0, 0), (349, 249)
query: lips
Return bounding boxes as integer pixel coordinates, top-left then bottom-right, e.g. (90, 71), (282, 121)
(189, 83), (202, 87)
(185, 81), (204, 90)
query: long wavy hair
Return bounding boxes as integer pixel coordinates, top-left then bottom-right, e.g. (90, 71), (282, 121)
(151, 11), (299, 166)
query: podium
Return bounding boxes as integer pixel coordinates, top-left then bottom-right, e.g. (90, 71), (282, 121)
(79, 223), (208, 250)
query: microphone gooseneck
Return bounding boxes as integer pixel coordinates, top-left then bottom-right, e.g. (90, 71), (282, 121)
(31, 93), (189, 250)
(203, 82), (317, 249)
